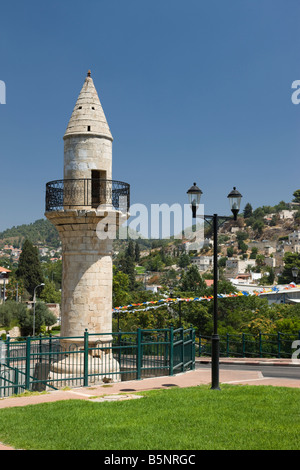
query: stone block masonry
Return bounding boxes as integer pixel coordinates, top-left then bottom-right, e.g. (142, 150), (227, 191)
(46, 209), (121, 339)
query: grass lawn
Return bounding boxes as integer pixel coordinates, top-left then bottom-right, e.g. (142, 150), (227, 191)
(0, 384), (299, 450)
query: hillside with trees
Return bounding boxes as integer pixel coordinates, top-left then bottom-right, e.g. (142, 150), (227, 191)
(0, 218), (60, 249)
(0, 190), (300, 338)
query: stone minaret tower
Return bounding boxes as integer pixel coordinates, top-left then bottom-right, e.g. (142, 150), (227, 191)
(45, 71), (129, 350)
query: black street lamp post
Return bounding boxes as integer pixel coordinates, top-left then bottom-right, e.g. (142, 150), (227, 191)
(187, 183), (242, 390)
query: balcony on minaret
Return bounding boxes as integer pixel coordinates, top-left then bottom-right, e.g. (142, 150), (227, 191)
(45, 177), (130, 212)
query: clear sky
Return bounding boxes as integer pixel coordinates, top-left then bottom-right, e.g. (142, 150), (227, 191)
(0, 0), (299, 234)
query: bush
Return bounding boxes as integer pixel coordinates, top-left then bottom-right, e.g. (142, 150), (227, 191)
(0, 301), (28, 332)
(0, 301), (57, 336)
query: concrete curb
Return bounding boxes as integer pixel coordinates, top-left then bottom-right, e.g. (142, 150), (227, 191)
(195, 357), (300, 367)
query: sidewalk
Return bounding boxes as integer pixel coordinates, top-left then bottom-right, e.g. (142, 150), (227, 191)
(197, 356), (300, 367)
(0, 358), (299, 450)
(0, 357), (299, 410)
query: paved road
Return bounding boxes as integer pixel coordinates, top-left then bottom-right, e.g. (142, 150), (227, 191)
(196, 362), (300, 381)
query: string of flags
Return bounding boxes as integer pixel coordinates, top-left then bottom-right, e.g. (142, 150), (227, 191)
(112, 283), (300, 314)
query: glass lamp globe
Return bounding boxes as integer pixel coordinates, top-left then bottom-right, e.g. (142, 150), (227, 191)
(227, 187), (242, 220)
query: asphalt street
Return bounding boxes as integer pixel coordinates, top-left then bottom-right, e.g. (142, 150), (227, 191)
(196, 362), (300, 381)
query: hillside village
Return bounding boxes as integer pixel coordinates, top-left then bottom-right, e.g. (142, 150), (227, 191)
(118, 197), (300, 292)
(190, 204), (300, 286)
(0, 194), (300, 301)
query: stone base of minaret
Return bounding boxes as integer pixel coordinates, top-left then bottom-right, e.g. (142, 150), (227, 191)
(45, 207), (128, 387)
(48, 346), (121, 389)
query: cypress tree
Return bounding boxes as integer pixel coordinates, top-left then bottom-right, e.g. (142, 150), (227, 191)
(135, 242), (140, 262)
(243, 203), (253, 219)
(16, 239), (44, 298)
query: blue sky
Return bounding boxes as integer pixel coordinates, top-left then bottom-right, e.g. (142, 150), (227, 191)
(0, 0), (299, 233)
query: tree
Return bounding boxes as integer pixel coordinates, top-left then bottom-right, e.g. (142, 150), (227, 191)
(5, 276), (25, 301)
(256, 254), (265, 268)
(17, 302), (57, 336)
(243, 203), (253, 219)
(135, 243), (140, 262)
(180, 265), (206, 293)
(178, 253), (191, 268)
(252, 219), (264, 236)
(34, 302), (57, 334)
(249, 247), (258, 259)
(16, 239), (44, 298)
(0, 301), (27, 332)
(278, 253), (300, 284)
(238, 240), (248, 254)
(218, 257), (227, 268)
(113, 267), (131, 308)
(160, 268), (178, 289)
(292, 189), (300, 204)
(227, 246), (234, 257)
(236, 231), (248, 242)
(126, 240), (135, 259)
(259, 267), (275, 285)
(39, 281), (61, 304)
(145, 254), (164, 272)
(118, 256), (135, 289)
(42, 259), (62, 290)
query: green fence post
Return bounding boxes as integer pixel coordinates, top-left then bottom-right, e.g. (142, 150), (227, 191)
(164, 329), (169, 367)
(49, 333), (52, 357)
(5, 334), (10, 367)
(226, 333), (229, 357)
(191, 326), (195, 370)
(178, 300), (182, 327)
(181, 327), (184, 372)
(242, 333), (245, 358)
(83, 329), (89, 387)
(169, 326), (174, 376)
(259, 331), (262, 357)
(25, 336), (31, 391)
(136, 328), (142, 380)
(278, 332), (281, 359)
(14, 368), (19, 396)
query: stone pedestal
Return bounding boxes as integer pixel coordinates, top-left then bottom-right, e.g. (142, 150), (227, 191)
(48, 345), (121, 388)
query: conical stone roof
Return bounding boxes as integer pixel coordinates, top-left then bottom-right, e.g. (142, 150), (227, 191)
(64, 71), (113, 141)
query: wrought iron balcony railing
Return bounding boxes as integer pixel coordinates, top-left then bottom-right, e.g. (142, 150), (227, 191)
(45, 178), (130, 212)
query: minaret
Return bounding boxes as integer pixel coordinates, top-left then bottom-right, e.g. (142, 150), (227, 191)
(45, 71), (129, 352)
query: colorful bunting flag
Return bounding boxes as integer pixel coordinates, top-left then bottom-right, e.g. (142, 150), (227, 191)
(112, 283), (300, 314)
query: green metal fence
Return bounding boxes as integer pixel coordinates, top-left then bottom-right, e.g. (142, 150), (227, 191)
(196, 331), (300, 359)
(0, 326), (195, 398)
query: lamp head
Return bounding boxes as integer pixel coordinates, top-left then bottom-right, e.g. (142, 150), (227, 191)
(227, 187), (242, 220)
(187, 182), (203, 218)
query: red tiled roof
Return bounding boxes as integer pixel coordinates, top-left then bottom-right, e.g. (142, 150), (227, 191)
(0, 267), (11, 273)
